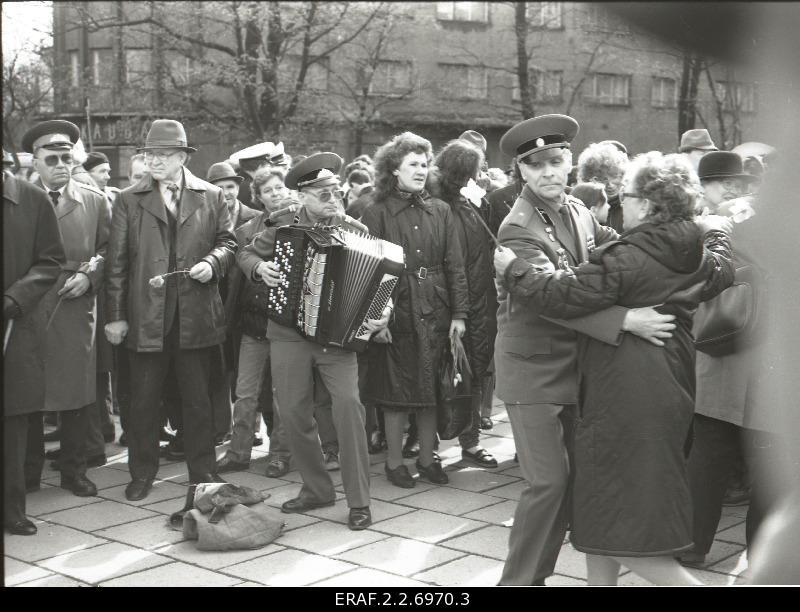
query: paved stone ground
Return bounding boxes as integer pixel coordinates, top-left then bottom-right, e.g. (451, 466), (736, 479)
(4, 401), (750, 587)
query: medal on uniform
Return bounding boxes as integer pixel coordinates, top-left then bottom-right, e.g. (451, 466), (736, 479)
(556, 247), (571, 271)
(586, 236), (596, 252)
(545, 227), (556, 242)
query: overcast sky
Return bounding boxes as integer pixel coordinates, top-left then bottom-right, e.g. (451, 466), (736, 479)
(2, 1), (53, 59)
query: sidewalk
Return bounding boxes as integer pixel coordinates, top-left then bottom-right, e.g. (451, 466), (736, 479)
(4, 401), (750, 587)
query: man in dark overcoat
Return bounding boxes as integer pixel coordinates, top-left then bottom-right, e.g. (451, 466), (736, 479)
(3, 158), (66, 535)
(104, 119), (237, 501)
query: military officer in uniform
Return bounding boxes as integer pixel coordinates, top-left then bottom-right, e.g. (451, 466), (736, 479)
(238, 153), (387, 531)
(493, 115), (679, 585)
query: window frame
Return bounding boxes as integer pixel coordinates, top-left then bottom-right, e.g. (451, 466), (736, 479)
(436, 2), (489, 24)
(527, 2), (563, 30)
(512, 68), (564, 103)
(368, 59), (414, 97)
(439, 62), (489, 100)
(650, 76), (677, 109)
(589, 72), (632, 106)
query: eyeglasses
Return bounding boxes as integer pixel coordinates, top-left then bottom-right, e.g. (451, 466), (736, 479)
(309, 188), (345, 203)
(143, 150), (181, 162)
(40, 153), (74, 167)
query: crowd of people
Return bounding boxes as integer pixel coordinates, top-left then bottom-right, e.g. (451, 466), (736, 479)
(2, 111), (778, 585)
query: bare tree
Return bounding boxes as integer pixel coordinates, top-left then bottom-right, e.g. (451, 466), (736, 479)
(677, 51), (703, 139)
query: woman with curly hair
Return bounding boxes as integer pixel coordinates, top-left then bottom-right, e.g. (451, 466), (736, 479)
(495, 151), (735, 585)
(361, 132), (469, 488)
(577, 142), (629, 233)
(250, 167), (295, 213)
(429, 139), (498, 469)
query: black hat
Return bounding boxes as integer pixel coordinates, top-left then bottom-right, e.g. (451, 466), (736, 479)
(84, 151), (110, 171)
(21, 120), (81, 153)
(698, 151), (758, 183)
(500, 114), (579, 160)
(285, 152), (343, 191)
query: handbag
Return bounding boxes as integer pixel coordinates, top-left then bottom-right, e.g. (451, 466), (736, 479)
(693, 263), (758, 357)
(437, 333), (474, 440)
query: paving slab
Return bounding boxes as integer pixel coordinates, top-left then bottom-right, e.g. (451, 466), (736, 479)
(40, 499), (159, 532)
(3, 521), (108, 562)
(4, 558), (53, 586)
(497, 465), (522, 478)
(547, 573), (587, 586)
(707, 547), (748, 574)
(553, 542), (588, 579)
(478, 436), (517, 457)
(334, 535), (464, 576)
(277, 520), (388, 556)
(94, 515), (187, 550)
(441, 466), (519, 493)
(396, 486), (502, 516)
(223, 548), (356, 586)
(217, 470), (295, 492)
(16, 573), (89, 587)
(367, 472), (438, 502)
(99, 561), (241, 587)
(439, 525), (510, 560)
(479, 479), (525, 501)
(303, 498), (414, 525)
(715, 521), (747, 545)
(98, 480), (188, 507)
(481, 421), (513, 438)
(369, 509), (485, 544)
(154, 540), (285, 570)
(43, 466), (132, 491)
(412, 554), (504, 587)
(462, 499), (517, 526)
(38, 542), (172, 584)
(313, 567), (430, 587)
(26, 486), (106, 517)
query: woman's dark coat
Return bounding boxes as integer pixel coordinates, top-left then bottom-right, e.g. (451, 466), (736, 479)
(361, 189), (469, 408)
(502, 221), (734, 556)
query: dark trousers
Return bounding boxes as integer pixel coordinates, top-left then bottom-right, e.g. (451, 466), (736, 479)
(4, 412), (43, 525)
(28, 406), (92, 480)
(687, 414), (776, 554)
(114, 346), (130, 433)
(126, 334), (216, 482)
(87, 371), (115, 456)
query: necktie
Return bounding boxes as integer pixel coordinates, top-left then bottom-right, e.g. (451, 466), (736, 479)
(557, 203), (580, 259)
(165, 184), (179, 217)
(49, 191), (60, 207)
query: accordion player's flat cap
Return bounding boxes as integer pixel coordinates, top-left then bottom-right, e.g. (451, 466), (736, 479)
(500, 114), (579, 160)
(286, 152), (343, 190)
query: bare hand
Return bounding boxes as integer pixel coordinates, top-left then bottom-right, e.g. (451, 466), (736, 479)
(58, 273), (90, 299)
(189, 261), (214, 283)
(449, 318), (466, 339)
(622, 306), (676, 347)
(364, 303), (392, 334)
(257, 261), (281, 287)
(494, 245), (517, 278)
(695, 211), (733, 235)
(104, 320), (129, 345)
(371, 327), (393, 344)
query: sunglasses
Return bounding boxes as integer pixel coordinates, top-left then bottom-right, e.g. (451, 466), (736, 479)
(40, 153), (74, 167)
(309, 188), (345, 203)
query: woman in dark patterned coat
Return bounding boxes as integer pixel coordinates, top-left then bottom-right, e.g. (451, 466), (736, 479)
(361, 132), (469, 489)
(495, 152), (735, 585)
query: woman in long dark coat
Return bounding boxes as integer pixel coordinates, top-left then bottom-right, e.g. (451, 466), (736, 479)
(429, 139), (498, 468)
(495, 152), (735, 585)
(361, 132), (469, 489)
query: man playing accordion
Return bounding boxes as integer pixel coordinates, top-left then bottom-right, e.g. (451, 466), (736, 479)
(239, 152), (390, 531)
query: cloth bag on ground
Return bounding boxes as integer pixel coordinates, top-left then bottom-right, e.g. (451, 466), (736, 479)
(437, 332), (473, 440)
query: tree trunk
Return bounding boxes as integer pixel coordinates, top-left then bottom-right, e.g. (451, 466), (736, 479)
(704, 64), (728, 150)
(515, 2), (535, 119)
(678, 51), (702, 140)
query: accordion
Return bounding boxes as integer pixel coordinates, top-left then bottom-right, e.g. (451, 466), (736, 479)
(267, 225), (405, 351)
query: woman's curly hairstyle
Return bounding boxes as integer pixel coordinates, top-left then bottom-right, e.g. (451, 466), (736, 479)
(251, 167), (287, 204)
(429, 139), (484, 204)
(623, 151), (702, 224)
(577, 142), (628, 194)
(373, 131), (434, 201)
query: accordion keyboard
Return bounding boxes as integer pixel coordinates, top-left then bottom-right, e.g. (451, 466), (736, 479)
(355, 274), (399, 340)
(269, 238), (296, 318)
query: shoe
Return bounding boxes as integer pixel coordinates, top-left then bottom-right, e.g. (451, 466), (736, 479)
(385, 463), (415, 488)
(677, 551), (706, 566)
(723, 487), (751, 506)
(432, 451), (441, 463)
(348, 506), (372, 531)
(402, 436), (420, 458)
(103, 430), (116, 443)
(162, 439), (185, 460)
(281, 496), (335, 514)
(416, 459), (449, 484)
(479, 417), (493, 430)
(189, 472), (226, 484)
(25, 481), (40, 493)
(51, 454), (106, 471)
(43, 429), (60, 442)
(45, 448), (61, 460)
(125, 478), (153, 501)
(461, 447), (498, 468)
(214, 432), (229, 446)
(6, 519), (37, 536)
(252, 434), (264, 447)
(60, 475), (98, 497)
(216, 456), (250, 474)
(159, 427), (176, 443)
(368, 430), (386, 454)
(119, 432), (128, 446)
(324, 450), (340, 471)
(265, 458), (290, 478)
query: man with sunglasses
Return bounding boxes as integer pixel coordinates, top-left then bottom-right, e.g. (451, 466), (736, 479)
(20, 120), (112, 500)
(492, 114), (679, 585)
(238, 152), (388, 531)
(104, 119), (237, 501)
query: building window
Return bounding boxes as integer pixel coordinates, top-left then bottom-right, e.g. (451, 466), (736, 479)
(527, 2), (563, 29)
(715, 81), (757, 113)
(165, 52), (192, 86)
(513, 69), (563, 102)
(589, 73), (631, 105)
(125, 49), (152, 87)
(584, 3), (627, 32)
(91, 48), (113, 86)
(69, 50), (80, 88)
(440, 63), (488, 99)
(651, 76), (677, 108)
(279, 56), (329, 92)
(369, 60), (412, 95)
(436, 2), (489, 23)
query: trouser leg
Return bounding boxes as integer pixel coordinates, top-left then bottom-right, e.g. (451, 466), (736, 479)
(480, 372), (495, 419)
(227, 335), (269, 463)
(4, 413), (37, 524)
(114, 347), (131, 433)
(313, 369), (338, 454)
(268, 399), (292, 461)
(86, 372), (112, 457)
(174, 346), (216, 479)
(458, 388), (482, 450)
(59, 404), (91, 479)
(127, 349), (171, 480)
(23, 412), (45, 486)
(315, 346), (370, 509)
(499, 403), (573, 585)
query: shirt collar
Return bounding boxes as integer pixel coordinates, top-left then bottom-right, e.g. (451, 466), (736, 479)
(385, 189), (434, 216)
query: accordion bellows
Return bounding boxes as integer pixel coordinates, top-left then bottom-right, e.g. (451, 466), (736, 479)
(268, 225), (405, 351)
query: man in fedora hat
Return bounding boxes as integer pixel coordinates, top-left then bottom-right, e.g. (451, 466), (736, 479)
(679, 128), (718, 172)
(696, 151), (759, 213)
(20, 119), (111, 500)
(104, 119), (237, 501)
(491, 114), (679, 585)
(238, 152), (387, 531)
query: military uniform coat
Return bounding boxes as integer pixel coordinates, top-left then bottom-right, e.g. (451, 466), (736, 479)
(495, 184), (628, 405)
(3, 176), (66, 416)
(36, 179), (111, 412)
